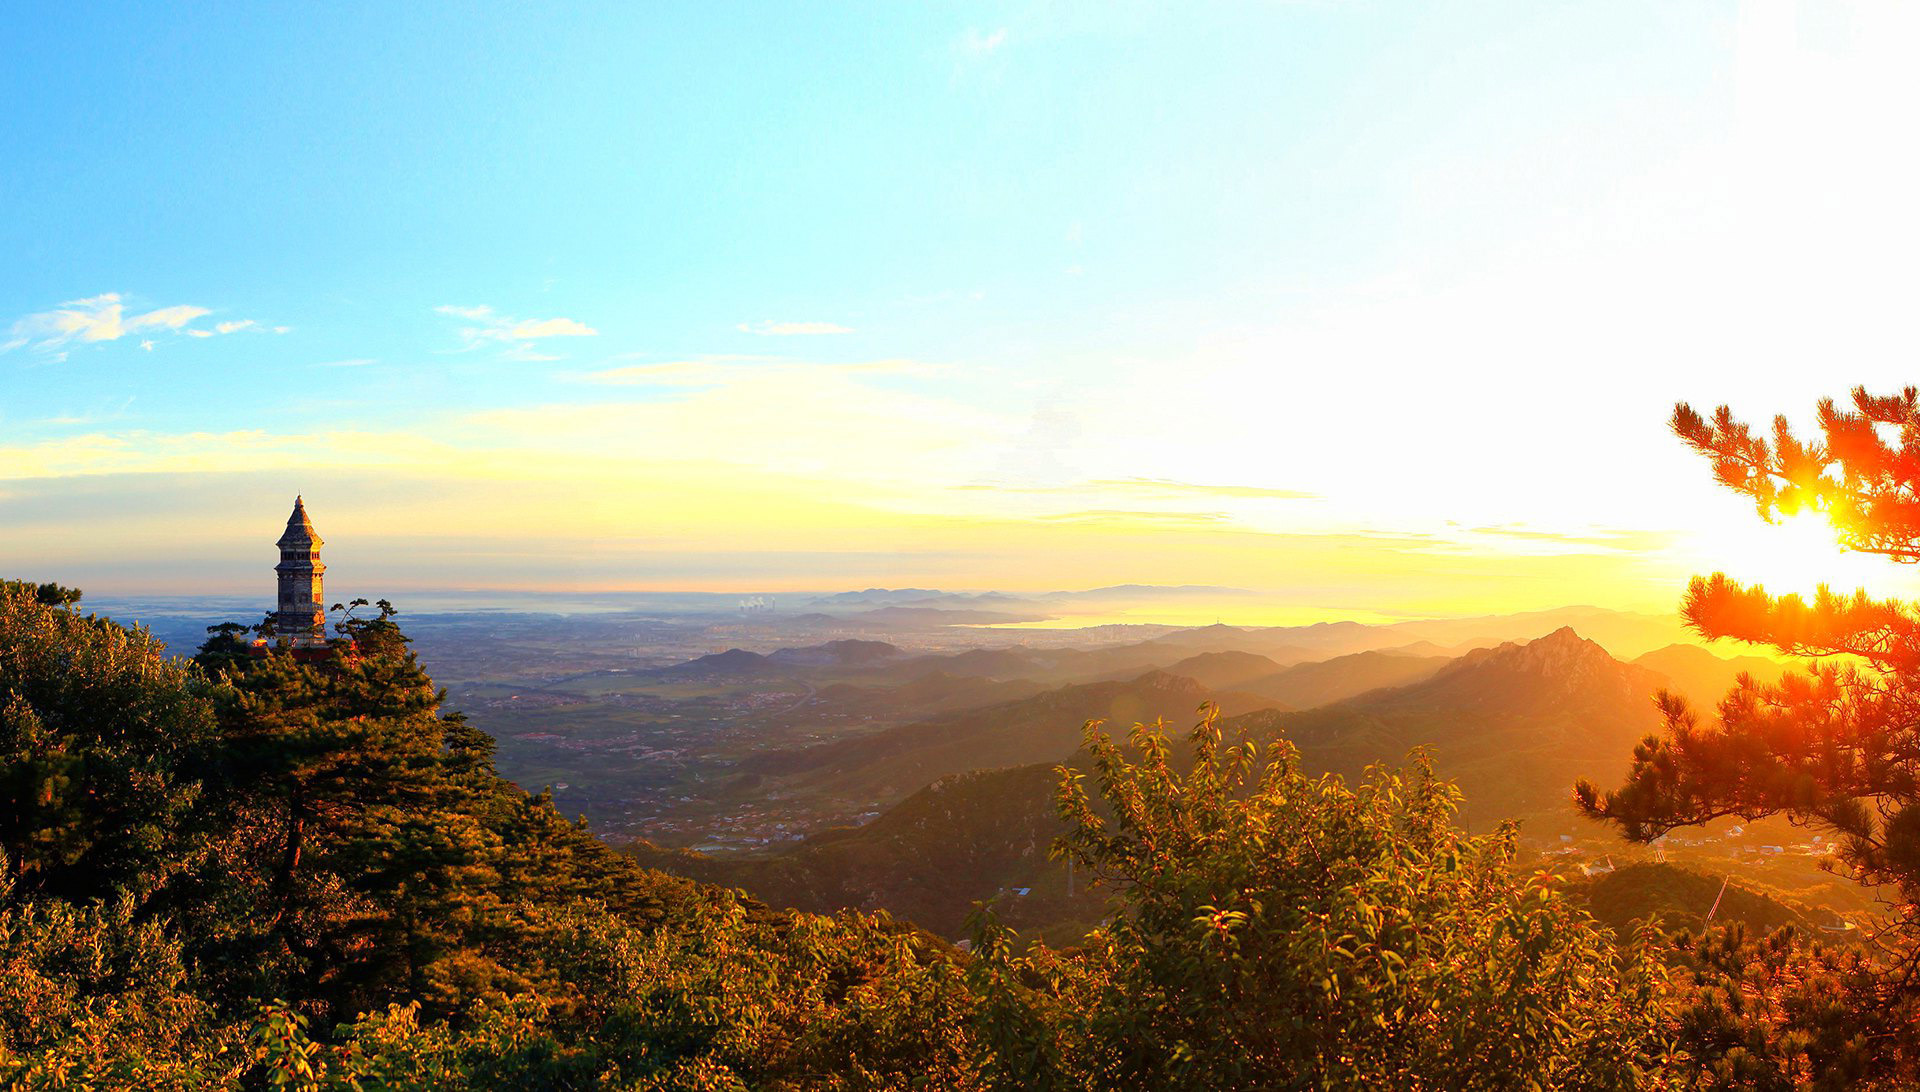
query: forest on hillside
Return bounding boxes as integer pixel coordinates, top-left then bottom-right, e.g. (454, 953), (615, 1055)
(0, 582), (1704, 1089)
(7, 391), (1920, 1089)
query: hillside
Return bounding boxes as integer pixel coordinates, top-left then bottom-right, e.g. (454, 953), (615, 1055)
(657, 629), (1680, 939)
(1372, 627), (1669, 717)
(746, 670), (1274, 808)
(1633, 642), (1792, 709)
(897, 646), (1060, 680)
(1268, 627), (1666, 825)
(1132, 623), (1318, 662)
(1240, 649), (1449, 709)
(631, 761), (1098, 939)
(766, 638), (907, 667)
(657, 646), (777, 679)
(1572, 862), (1816, 936)
(1381, 607), (1690, 660)
(0, 581), (1003, 1086)
(1155, 649), (1290, 690)
(807, 671), (1049, 718)
(1106, 607), (1686, 663)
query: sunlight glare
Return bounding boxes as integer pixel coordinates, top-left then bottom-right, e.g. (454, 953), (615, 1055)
(1695, 507), (1902, 598)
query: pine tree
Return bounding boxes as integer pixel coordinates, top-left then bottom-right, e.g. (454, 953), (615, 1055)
(189, 620), (507, 1020)
(1578, 386), (1920, 1085)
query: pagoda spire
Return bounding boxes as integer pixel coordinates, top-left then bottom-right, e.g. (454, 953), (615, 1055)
(270, 496), (327, 646)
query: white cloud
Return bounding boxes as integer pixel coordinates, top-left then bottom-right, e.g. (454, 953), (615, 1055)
(581, 358), (762, 387)
(952, 26), (1011, 83)
(737, 320), (853, 336)
(187, 319), (262, 339)
(2, 293), (275, 355)
(5, 293), (209, 354)
(131, 304), (210, 331)
(436, 304), (598, 359)
(314, 358), (376, 368)
(958, 27), (1007, 55)
(507, 316), (595, 338)
(469, 359), (1009, 493)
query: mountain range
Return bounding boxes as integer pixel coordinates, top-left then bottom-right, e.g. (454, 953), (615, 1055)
(648, 604), (1703, 689)
(632, 625), (1803, 939)
(740, 670), (1271, 808)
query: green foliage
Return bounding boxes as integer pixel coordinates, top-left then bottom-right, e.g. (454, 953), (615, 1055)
(14, 568), (1890, 1087)
(226, 897), (981, 1090)
(1662, 924), (1912, 1091)
(0, 871), (233, 1088)
(1671, 385), (1920, 559)
(0, 582), (992, 1089)
(0, 581), (83, 608)
(196, 622), (258, 675)
(329, 598), (408, 659)
(0, 583), (217, 902)
(973, 706), (1678, 1090)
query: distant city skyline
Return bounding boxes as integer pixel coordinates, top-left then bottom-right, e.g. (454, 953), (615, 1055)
(7, 2), (1920, 620)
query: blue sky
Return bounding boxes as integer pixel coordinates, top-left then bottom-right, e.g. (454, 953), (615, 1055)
(6, 2), (1919, 616)
(3, 1), (1719, 431)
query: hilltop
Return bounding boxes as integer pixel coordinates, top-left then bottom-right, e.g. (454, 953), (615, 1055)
(1572, 862), (1818, 937)
(1632, 642), (1793, 708)
(1274, 627), (1668, 824)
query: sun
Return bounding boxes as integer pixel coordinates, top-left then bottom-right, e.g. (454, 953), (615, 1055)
(1694, 507), (1901, 598)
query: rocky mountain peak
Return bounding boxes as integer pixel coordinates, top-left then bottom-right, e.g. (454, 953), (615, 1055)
(1365, 626), (1662, 719)
(1129, 669), (1215, 697)
(1439, 626), (1609, 677)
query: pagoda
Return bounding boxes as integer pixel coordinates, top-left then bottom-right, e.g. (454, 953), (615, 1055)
(270, 496), (328, 648)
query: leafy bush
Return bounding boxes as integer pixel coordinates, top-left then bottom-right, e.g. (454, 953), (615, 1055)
(971, 706), (1677, 1090)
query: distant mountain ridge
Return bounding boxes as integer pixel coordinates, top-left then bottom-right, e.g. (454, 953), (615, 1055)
(1272, 627), (1671, 826)
(1632, 643), (1791, 709)
(635, 626), (1792, 941)
(672, 647), (772, 677)
(741, 669), (1272, 806)
(1239, 649), (1451, 710)
(766, 639), (906, 667)
(1151, 650), (1289, 690)
(647, 605), (1694, 685)
(1371, 627), (1668, 718)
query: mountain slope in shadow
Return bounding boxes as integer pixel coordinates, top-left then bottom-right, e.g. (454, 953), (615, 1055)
(636, 629), (1789, 940)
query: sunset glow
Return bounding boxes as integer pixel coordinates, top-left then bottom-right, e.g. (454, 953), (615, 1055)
(13, 6), (1920, 1082)
(7, 2), (1920, 621)
(1693, 507), (1898, 600)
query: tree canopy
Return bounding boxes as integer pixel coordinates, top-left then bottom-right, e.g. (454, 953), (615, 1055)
(0, 581), (979, 1088)
(0, 580), (1705, 1089)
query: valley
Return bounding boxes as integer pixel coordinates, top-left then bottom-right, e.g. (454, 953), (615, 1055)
(103, 589), (1858, 943)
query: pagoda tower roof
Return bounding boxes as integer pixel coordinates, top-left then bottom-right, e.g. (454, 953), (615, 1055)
(276, 495), (324, 550)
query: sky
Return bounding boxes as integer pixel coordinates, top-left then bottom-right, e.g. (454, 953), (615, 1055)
(6, 1), (1920, 622)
